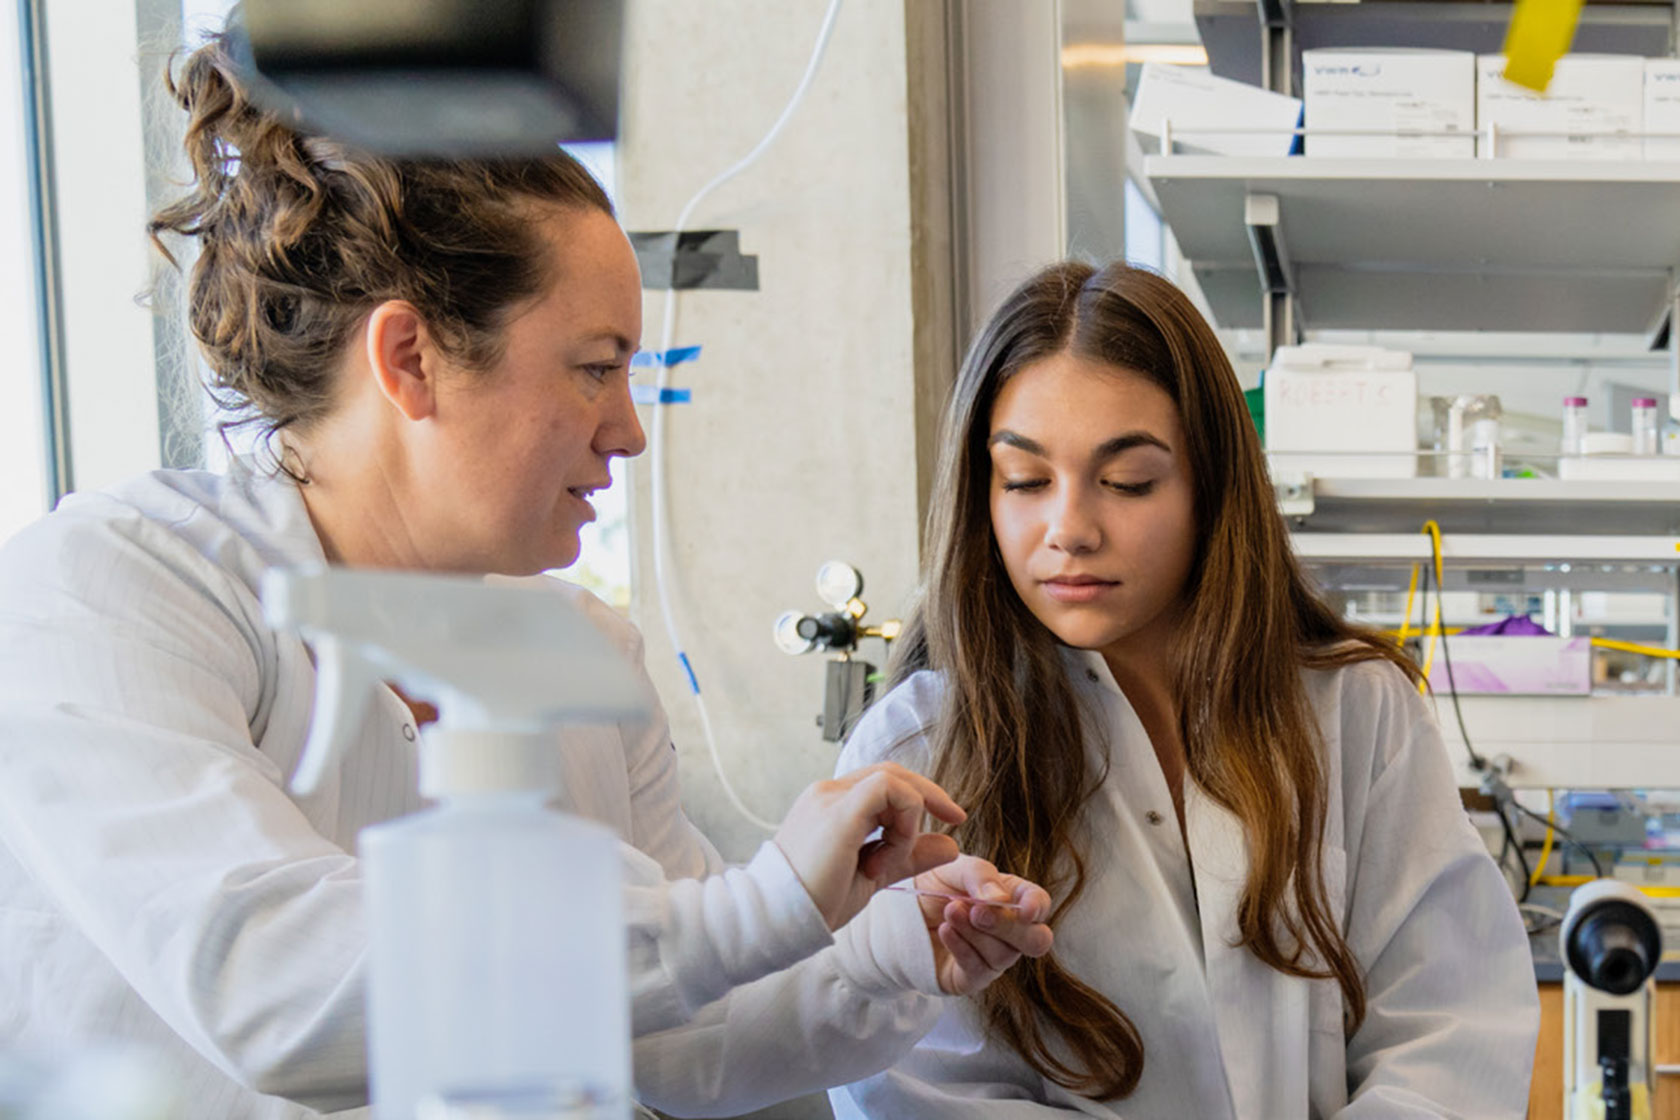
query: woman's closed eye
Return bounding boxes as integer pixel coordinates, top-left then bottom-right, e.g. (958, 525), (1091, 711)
(1103, 479), (1156, 496)
(999, 478), (1049, 493)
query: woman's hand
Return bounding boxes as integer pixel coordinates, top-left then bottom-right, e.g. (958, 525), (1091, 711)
(915, 856), (1054, 996)
(774, 762), (965, 931)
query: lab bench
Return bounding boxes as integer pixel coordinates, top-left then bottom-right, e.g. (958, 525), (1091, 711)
(1527, 978), (1680, 1120)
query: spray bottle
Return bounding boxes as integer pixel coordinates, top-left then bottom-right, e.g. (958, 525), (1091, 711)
(262, 566), (649, 1120)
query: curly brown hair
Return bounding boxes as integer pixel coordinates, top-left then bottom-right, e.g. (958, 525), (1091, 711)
(148, 25), (614, 449)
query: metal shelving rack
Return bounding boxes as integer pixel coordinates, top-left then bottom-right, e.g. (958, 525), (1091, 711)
(1144, 156), (1680, 337)
(1195, 0), (1677, 92)
(1141, 0), (1680, 785)
(1156, 0), (1680, 357)
(1283, 473), (1680, 789)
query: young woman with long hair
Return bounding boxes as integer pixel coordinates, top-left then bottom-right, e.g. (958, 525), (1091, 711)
(830, 261), (1539, 1118)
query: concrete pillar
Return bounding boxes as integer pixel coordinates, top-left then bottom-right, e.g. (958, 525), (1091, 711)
(615, 0), (960, 862)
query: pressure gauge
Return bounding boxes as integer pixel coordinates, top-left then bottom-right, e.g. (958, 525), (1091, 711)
(815, 561), (863, 611)
(773, 610), (817, 655)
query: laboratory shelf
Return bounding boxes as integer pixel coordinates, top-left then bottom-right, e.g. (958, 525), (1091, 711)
(1438, 694), (1680, 789)
(1195, 0), (1676, 89)
(1143, 155), (1680, 333)
(1293, 533), (1680, 564)
(1283, 477), (1680, 536)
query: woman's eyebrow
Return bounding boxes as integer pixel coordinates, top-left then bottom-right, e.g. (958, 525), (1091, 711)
(988, 430), (1045, 454)
(1093, 432), (1171, 462)
(988, 430), (1173, 460)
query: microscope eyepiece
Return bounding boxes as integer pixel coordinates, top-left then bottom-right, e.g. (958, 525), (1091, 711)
(1562, 883), (1662, 996)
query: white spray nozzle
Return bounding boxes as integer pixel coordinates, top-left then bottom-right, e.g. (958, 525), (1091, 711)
(261, 566), (649, 797)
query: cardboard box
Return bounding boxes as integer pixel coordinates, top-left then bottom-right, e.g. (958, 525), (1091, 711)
(1646, 58), (1680, 159)
(1303, 49), (1475, 158)
(1425, 636), (1592, 695)
(1477, 54), (1643, 160)
(1264, 344), (1418, 478)
(1130, 64), (1302, 158)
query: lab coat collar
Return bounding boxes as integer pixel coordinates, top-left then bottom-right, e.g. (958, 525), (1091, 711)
(1063, 645), (1307, 1120)
(1185, 770), (1311, 1120)
(226, 455), (331, 572)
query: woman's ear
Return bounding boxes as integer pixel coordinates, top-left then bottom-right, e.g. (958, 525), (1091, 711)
(365, 301), (439, 422)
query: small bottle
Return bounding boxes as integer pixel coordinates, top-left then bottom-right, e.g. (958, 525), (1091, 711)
(1459, 395), (1503, 480)
(1561, 396), (1589, 457)
(1633, 397), (1661, 455)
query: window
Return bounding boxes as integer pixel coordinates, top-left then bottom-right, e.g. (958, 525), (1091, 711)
(0, 4), (50, 543)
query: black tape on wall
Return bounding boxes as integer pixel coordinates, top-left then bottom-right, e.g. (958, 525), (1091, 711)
(630, 230), (759, 291)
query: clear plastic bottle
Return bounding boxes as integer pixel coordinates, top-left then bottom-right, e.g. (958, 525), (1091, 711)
(260, 569), (647, 1120)
(363, 776), (628, 1120)
(1561, 396), (1589, 458)
(1633, 397), (1661, 455)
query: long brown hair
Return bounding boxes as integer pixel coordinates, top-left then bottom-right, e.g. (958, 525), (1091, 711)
(891, 261), (1418, 1098)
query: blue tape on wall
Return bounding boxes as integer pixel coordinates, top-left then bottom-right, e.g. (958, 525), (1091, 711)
(631, 346), (702, 368)
(630, 386), (692, 405)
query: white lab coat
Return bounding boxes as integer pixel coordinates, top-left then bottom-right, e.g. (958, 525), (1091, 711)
(0, 462), (942, 1119)
(830, 652), (1540, 1119)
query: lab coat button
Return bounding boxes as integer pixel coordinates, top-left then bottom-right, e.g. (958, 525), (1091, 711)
(1146, 810), (1164, 826)
(402, 724), (416, 742)
(1085, 668), (1099, 682)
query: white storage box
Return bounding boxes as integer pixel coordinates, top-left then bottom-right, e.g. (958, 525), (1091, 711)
(1646, 58), (1680, 159)
(1425, 636), (1591, 696)
(1264, 344), (1418, 478)
(1303, 49), (1475, 158)
(1477, 54), (1643, 160)
(1557, 455), (1680, 481)
(1130, 64), (1303, 158)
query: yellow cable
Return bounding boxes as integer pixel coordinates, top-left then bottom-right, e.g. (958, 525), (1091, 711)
(1529, 789), (1555, 889)
(1539, 875), (1680, 897)
(1396, 563), (1420, 650)
(1417, 521), (1445, 694)
(1590, 637), (1680, 660)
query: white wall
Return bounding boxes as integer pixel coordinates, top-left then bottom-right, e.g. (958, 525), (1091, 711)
(615, 0), (940, 864)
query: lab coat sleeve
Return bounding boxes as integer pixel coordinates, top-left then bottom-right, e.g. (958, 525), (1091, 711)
(600, 603), (726, 880)
(0, 513), (373, 1112)
(631, 877), (946, 1117)
(624, 839), (835, 1034)
(1334, 667), (1540, 1118)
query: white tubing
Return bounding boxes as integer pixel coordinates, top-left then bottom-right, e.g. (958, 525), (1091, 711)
(647, 0), (846, 833)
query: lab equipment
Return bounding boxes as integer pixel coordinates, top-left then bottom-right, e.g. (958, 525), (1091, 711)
(1560, 879), (1662, 1120)
(1632, 398), (1661, 456)
(774, 561), (900, 742)
(262, 567), (649, 1120)
(237, 0), (624, 156)
(1562, 396), (1589, 458)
